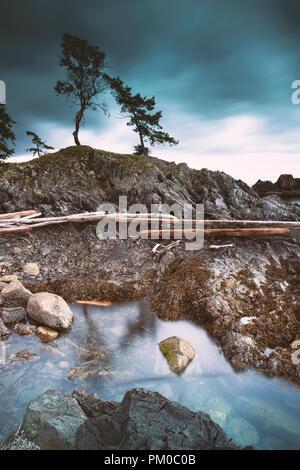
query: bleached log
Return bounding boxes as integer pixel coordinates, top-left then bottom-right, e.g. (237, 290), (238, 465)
(0, 210), (37, 220)
(140, 228), (291, 238)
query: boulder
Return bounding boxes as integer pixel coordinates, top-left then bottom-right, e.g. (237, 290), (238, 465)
(26, 292), (74, 331)
(0, 274), (18, 282)
(36, 326), (59, 342)
(75, 388), (239, 450)
(1, 280), (32, 301)
(159, 336), (195, 374)
(10, 390), (86, 450)
(0, 307), (26, 324)
(23, 263), (40, 276)
(2, 388), (239, 450)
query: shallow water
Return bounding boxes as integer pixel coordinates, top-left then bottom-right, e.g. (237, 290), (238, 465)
(0, 301), (299, 449)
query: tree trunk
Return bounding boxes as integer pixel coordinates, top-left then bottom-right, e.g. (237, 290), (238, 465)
(73, 108), (83, 146)
(138, 130), (146, 155)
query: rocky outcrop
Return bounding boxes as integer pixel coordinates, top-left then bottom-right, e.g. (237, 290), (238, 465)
(159, 336), (195, 374)
(26, 292), (74, 331)
(1, 388), (240, 450)
(4, 389), (87, 450)
(1, 280), (32, 301)
(0, 146), (299, 221)
(253, 174), (300, 197)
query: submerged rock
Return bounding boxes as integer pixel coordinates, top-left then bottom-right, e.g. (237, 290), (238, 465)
(2, 388), (240, 450)
(36, 326), (59, 342)
(13, 323), (36, 336)
(159, 336), (195, 374)
(27, 292), (74, 331)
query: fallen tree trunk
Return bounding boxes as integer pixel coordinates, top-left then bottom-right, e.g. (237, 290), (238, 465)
(139, 228), (291, 238)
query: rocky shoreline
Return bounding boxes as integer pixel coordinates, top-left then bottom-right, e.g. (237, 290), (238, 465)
(0, 222), (299, 384)
(0, 147), (299, 385)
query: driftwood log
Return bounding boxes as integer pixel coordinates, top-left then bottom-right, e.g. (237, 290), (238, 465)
(0, 210), (297, 237)
(139, 228), (291, 238)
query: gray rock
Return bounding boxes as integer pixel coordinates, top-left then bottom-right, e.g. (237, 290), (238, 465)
(22, 263), (40, 276)
(159, 336), (195, 374)
(1, 280), (32, 301)
(0, 307), (26, 324)
(14, 389), (87, 450)
(75, 388), (239, 450)
(2, 388), (240, 450)
(26, 292), (74, 331)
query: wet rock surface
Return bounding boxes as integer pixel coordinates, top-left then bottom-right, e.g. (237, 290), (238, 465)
(1, 388), (240, 450)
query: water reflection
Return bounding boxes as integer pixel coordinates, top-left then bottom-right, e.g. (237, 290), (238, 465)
(0, 301), (299, 449)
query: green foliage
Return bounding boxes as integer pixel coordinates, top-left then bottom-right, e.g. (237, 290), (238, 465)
(26, 131), (54, 157)
(0, 105), (16, 161)
(54, 33), (108, 146)
(104, 75), (179, 155)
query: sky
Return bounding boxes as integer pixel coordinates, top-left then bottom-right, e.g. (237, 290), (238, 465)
(1, 0), (300, 185)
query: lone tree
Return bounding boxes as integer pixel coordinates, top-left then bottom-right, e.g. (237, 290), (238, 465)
(55, 33), (108, 146)
(105, 75), (178, 155)
(26, 131), (54, 157)
(0, 105), (16, 161)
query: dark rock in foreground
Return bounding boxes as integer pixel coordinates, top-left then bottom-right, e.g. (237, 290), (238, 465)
(1, 388), (239, 450)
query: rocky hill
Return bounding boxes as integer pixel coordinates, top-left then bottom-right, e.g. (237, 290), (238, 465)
(0, 146), (299, 220)
(253, 174), (300, 198)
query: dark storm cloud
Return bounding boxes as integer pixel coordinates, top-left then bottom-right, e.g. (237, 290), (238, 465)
(1, 0), (300, 153)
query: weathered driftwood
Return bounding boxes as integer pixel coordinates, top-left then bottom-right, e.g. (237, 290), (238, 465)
(76, 300), (112, 307)
(0, 225), (31, 234)
(139, 228), (291, 238)
(0, 209), (297, 237)
(0, 210), (37, 220)
(209, 244), (234, 249)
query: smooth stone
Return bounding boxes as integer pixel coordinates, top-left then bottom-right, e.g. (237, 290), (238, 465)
(36, 326), (59, 343)
(23, 263), (40, 276)
(27, 292), (74, 331)
(159, 336), (195, 374)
